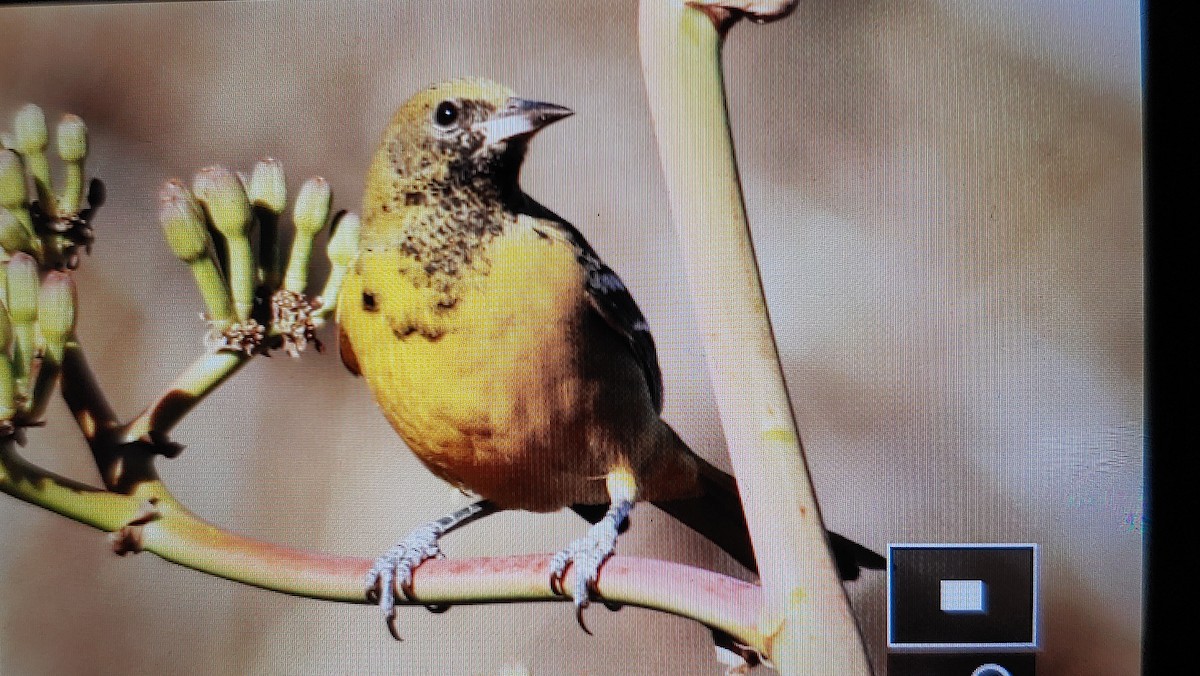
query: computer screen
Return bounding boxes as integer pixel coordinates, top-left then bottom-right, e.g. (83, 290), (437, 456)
(1, 2), (1143, 674)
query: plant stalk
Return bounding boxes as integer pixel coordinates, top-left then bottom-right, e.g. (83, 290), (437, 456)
(639, 1), (872, 672)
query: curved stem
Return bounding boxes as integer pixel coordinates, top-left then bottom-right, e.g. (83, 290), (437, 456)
(0, 444), (764, 648)
(639, 1), (871, 673)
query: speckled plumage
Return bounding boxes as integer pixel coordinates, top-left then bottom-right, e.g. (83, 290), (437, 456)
(340, 79), (882, 637)
(338, 78), (688, 511)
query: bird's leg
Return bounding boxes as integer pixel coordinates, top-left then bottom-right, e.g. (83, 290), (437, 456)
(549, 467), (637, 633)
(366, 499), (500, 639)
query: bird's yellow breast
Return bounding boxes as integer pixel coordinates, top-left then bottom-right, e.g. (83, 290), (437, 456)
(337, 218), (612, 508)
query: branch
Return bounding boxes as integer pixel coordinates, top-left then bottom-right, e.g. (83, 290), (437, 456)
(639, 1), (872, 673)
(0, 444), (764, 647)
(117, 350), (249, 446)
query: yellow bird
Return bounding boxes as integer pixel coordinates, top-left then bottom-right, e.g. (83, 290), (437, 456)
(337, 78), (882, 637)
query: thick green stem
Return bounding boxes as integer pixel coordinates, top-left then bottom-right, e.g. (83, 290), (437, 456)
(25, 157), (53, 209)
(60, 163), (84, 215)
(639, 1), (871, 672)
(119, 350), (250, 444)
(225, 237), (255, 321)
(189, 258), (234, 328)
(283, 237), (315, 293)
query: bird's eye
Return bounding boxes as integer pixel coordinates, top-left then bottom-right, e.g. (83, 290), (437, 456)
(434, 101), (459, 128)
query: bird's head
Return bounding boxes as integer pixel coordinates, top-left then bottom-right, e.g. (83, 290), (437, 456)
(370, 78), (573, 207)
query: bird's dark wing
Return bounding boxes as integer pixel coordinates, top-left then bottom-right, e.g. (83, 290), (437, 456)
(576, 244), (664, 413)
(521, 200), (664, 413)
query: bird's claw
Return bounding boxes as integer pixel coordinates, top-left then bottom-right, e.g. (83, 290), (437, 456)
(548, 515), (621, 634)
(365, 523), (445, 640)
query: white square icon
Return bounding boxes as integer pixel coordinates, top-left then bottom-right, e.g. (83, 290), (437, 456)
(940, 579), (987, 613)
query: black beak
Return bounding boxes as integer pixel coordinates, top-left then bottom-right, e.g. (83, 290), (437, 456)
(473, 97), (574, 144)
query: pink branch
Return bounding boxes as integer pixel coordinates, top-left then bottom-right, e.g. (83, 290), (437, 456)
(144, 502), (765, 644)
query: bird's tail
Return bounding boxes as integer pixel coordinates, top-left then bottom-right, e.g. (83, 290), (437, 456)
(652, 452), (759, 573)
(652, 440), (886, 581)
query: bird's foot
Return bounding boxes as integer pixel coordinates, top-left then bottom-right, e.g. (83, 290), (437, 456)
(365, 522), (445, 640)
(548, 499), (632, 634)
(364, 501), (498, 639)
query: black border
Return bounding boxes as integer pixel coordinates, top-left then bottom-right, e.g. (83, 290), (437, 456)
(1143, 2), (1198, 673)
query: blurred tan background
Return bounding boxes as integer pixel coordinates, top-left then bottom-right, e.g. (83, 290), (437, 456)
(0, 1), (1141, 674)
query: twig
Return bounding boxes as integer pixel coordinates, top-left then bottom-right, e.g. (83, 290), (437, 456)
(118, 350), (250, 445)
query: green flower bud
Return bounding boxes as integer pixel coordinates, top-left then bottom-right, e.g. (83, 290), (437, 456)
(159, 180), (233, 326)
(192, 166), (252, 238)
(247, 158), (286, 214)
(56, 114), (89, 215)
(37, 270), (76, 361)
(13, 105), (51, 202)
(0, 150), (27, 210)
(0, 151), (36, 248)
(249, 159), (286, 291)
(292, 177), (331, 237)
(56, 114), (88, 163)
(193, 166), (254, 321)
(7, 252), (39, 388)
(283, 178), (332, 293)
(22, 271), (76, 420)
(159, 180), (210, 263)
(0, 208), (33, 255)
(6, 252), (38, 324)
(326, 211), (361, 268)
(14, 104), (48, 153)
(320, 211), (361, 312)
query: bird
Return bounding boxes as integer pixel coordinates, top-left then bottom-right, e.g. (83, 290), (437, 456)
(336, 77), (884, 639)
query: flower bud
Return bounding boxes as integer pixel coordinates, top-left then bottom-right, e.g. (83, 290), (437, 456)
(326, 212), (361, 268)
(14, 104), (48, 153)
(0, 208), (32, 255)
(192, 165), (252, 238)
(0, 150), (27, 210)
(159, 180), (210, 263)
(292, 177), (331, 237)
(56, 114), (88, 163)
(37, 270), (77, 354)
(320, 211), (362, 307)
(282, 178), (332, 293)
(193, 166), (254, 321)
(6, 252), (38, 324)
(247, 158), (286, 214)
(159, 181), (232, 325)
